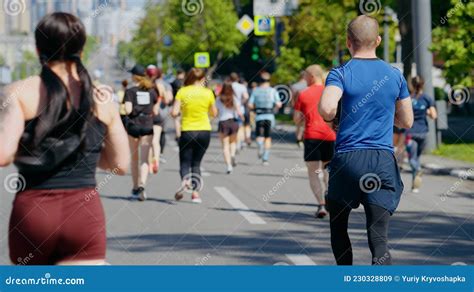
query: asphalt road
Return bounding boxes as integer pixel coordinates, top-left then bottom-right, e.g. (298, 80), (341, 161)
(0, 125), (473, 266)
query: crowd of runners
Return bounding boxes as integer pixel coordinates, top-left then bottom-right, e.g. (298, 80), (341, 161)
(0, 12), (440, 266)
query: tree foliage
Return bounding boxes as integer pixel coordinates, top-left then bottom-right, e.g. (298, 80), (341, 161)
(271, 0), (398, 84)
(432, 0), (474, 87)
(130, 0), (245, 71)
(271, 47), (305, 85)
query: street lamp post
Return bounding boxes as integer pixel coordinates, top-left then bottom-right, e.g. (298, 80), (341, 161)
(412, 0), (437, 151)
(383, 6), (390, 62)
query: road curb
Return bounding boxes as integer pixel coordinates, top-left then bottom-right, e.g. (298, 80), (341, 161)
(422, 163), (474, 181)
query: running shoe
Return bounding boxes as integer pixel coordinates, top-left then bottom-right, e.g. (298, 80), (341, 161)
(131, 188), (139, 199)
(191, 192), (202, 204)
(262, 160), (270, 166)
(137, 187), (147, 201)
(413, 170), (423, 190)
(315, 205), (328, 219)
(226, 165), (233, 174)
(231, 157), (237, 167)
(160, 156), (167, 164)
(297, 140), (303, 148)
(175, 181), (190, 201)
(411, 188), (420, 193)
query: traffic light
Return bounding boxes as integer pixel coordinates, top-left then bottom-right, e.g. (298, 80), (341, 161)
(251, 45), (259, 61)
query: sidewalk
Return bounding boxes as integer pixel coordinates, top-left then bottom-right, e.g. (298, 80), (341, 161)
(421, 154), (474, 181)
(275, 123), (474, 181)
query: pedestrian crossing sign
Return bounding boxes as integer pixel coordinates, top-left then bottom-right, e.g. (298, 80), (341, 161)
(254, 16), (275, 36)
(194, 52), (210, 68)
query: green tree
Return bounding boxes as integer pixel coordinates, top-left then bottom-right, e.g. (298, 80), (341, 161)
(272, 47), (305, 85)
(131, 0), (245, 74)
(271, 0), (401, 84)
(431, 0), (474, 87)
(0, 54), (5, 66)
(83, 35), (99, 65)
(13, 51), (40, 80)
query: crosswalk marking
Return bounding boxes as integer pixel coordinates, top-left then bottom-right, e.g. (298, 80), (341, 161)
(285, 254), (317, 265)
(214, 186), (266, 225)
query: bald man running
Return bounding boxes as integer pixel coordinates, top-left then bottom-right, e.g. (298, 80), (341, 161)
(319, 15), (413, 265)
(294, 65), (336, 219)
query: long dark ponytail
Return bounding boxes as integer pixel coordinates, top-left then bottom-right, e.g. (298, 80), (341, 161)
(33, 12), (94, 147)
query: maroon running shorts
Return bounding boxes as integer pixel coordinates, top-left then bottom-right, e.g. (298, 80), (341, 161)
(9, 188), (106, 265)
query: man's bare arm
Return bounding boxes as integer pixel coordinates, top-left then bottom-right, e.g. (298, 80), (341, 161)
(394, 97), (414, 129)
(319, 86), (343, 122)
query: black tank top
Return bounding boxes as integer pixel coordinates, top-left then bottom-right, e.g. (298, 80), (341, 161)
(15, 115), (106, 190)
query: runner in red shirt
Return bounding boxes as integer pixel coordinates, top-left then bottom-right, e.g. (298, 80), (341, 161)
(294, 65), (336, 219)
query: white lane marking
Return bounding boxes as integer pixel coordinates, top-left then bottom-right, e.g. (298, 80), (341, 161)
(214, 187), (266, 225)
(285, 254), (317, 265)
(201, 167), (211, 177)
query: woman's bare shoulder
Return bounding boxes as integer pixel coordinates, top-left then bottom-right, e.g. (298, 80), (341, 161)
(4, 76), (41, 97)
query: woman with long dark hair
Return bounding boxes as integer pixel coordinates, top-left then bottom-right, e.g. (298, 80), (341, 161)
(0, 12), (130, 265)
(406, 76), (437, 193)
(217, 80), (243, 174)
(124, 65), (159, 201)
(171, 68), (217, 203)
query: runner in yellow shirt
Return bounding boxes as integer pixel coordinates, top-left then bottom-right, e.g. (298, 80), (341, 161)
(171, 68), (217, 203)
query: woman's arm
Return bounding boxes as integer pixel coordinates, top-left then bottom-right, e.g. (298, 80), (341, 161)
(95, 88), (130, 174)
(0, 85), (25, 166)
(209, 104), (218, 118)
(427, 106), (437, 120)
(234, 102), (244, 120)
(171, 99), (181, 118)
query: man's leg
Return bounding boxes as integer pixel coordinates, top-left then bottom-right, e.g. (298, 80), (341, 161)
(262, 121), (272, 162)
(328, 199), (353, 265)
(364, 203), (392, 265)
(256, 121), (265, 158)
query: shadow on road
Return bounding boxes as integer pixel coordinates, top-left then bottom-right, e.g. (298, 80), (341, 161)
(101, 194), (176, 205)
(106, 209), (473, 265)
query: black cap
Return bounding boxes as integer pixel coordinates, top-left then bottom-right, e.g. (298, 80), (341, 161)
(128, 64), (146, 77)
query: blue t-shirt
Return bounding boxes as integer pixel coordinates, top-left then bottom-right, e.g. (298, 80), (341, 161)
(249, 87), (280, 122)
(326, 58), (410, 153)
(409, 94), (435, 134)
